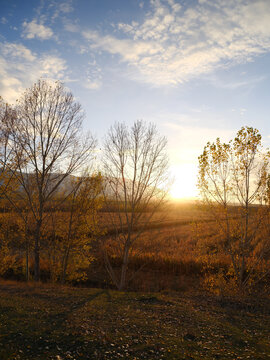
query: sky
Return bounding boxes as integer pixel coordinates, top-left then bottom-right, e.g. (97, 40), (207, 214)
(1, 0), (270, 199)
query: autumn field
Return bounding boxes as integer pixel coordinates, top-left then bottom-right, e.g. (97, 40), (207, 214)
(1, 201), (269, 295)
(0, 202), (218, 288)
(85, 202), (268, 294)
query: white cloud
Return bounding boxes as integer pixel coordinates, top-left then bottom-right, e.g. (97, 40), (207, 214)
(59, 2), (73, 13)
(82, 0), (270, 86)
(1, 43), (36, 61)
(0, 42), (67, 103)
(22, 19), (53, 40)
(49, 0), (74, 22)
(82, 30), (162, 88)
(82, 60), (102, 90)
(64, 21), (79, 33)
(84, 80), (102, 90)
(1, 17), (8, 24)
(83, 30), (162, 62)
(207, 74), (267, 90)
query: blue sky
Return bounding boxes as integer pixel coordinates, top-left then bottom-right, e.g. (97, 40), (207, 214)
(1, 0), (270, 199)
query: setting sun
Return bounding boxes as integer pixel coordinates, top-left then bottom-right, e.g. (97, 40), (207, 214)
(170, 164), (198, 200)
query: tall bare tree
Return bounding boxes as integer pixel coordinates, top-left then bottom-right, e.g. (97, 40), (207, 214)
(0, 98), (17, 191)
(6, 80), (96, 281)
(102, 120), (169, 290)
(0, 98), (32, 279)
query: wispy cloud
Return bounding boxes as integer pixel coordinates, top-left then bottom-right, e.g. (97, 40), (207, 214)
(1, 17), (8, 25)
(1, 43), (36, 61)
(82, 0), (270, 86)
(63, 20), (79, 33)
(22, 20), (54, 40)
(82, 30), (162, 62)
(50, 0), (74, 22)
(0, 42), (67, 103)
(21, 1), (75, 40)
(207, 74), (267, 90)
(82, 60), (103, 90)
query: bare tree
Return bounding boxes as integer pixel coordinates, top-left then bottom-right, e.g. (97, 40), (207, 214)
(0, 98), (34, 280)
(198, 127), (270, 291)
(0, 98), (17, 191)
(6, 80), (96, 281)
(0, 99), (20, 275)
(102, 120), (169, 290)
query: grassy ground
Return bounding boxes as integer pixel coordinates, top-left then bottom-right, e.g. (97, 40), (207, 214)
(0, 281), (269, 360)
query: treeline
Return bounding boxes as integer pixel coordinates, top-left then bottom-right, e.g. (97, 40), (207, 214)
(0, 79), (169, 291)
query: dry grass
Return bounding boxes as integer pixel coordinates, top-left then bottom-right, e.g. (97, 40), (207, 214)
(1, 202), (269, 294)
(0, 280), (269, 360)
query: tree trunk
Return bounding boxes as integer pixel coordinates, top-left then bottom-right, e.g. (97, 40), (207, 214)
(34, 221), (42, 281)
(119, 245), (130, 290)
(61, 246), (70, 284)
(26, 242), (29, 281)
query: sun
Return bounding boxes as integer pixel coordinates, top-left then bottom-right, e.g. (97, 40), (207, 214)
(170, 164), (198, 200)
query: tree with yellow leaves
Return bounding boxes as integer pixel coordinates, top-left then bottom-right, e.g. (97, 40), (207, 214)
(45, 172), (103, 283)
(198, 126), (270, 291)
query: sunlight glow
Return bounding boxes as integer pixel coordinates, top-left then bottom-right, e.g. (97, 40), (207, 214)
(170, 164), (198, 200)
